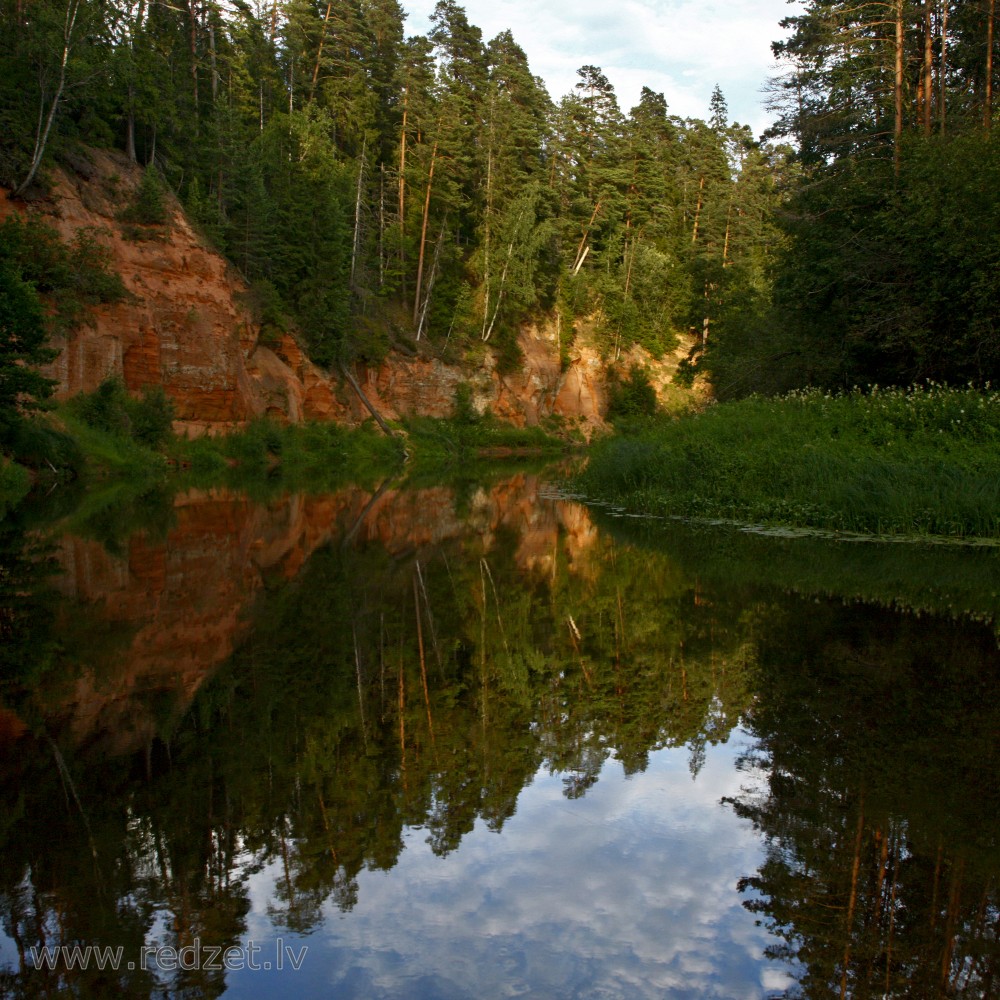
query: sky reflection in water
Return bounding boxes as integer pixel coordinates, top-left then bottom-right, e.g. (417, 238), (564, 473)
(230, 735), (792, 1000)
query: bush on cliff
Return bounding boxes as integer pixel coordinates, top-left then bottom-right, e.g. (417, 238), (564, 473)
(72, 377), (174, 449)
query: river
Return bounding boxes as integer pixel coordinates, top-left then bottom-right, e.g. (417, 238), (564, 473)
(0, 469), (998, 998)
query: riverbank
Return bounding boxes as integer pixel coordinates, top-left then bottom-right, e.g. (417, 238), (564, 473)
(0, 382), (571, 520)
(578, 385), (1000, 540)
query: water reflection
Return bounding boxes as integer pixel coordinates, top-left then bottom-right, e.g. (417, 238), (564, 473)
(0, 473), (998, 998)
(731, 600), (1000, 999)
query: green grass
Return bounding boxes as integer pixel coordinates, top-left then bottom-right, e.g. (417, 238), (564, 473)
(57, 406), (168, 482)
(577, 384), (1000, 539)
(170, 417), (405, 493)
(403, 414), (568, 470)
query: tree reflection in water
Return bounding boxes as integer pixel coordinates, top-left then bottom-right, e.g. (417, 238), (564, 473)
(0, 473), (997, 998)
(728, 601), (1000, 999)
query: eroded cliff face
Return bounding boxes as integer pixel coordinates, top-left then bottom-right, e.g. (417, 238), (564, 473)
(0, 149), (694, 434)
(0, 148), (348, 434)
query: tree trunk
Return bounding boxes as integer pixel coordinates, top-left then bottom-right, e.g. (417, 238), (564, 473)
(398, 98), (409, 286)
(691, 175), (706, 243)
(269, 0), (279, 42)
(351, 141), (366, 287)
(986, 0), (996, 131)
(840, 800), (866, 1000)
(572, 200), (602, 272)
(310, 2), (334, 98)
(894, 0), (904, 178)
(413, 576), (435, 745)
(378, 162), (386, 289)
(126, 85), (137, 163)
(188, 0), (200, 126)
(416, 220), (446, 340)
(412, 141), (437, 326)
(940, 1), (948, 132)
(722, 199), (733, 266)
(484, 211), (524, 342)
(940, 859), (965, 988)
(923, 1), (934, 135)
(208, 14), (218, 103)
(481, 148), (493, 338)
(14, 0), (80, 197)
(340, 363), (397, 437)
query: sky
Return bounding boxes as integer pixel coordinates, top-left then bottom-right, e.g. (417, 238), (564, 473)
(398, 0), (803, 139)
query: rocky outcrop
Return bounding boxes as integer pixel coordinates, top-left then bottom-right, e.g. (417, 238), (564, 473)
(0, 148), (345, 434)
(1, 149), (695, 436)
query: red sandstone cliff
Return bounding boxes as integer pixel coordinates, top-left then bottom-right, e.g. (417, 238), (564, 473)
(0, 149), (694, 436)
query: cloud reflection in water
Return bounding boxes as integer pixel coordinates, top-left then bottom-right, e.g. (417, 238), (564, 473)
(230, 730), (795, 999)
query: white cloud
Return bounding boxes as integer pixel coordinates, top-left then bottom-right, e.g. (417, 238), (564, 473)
(399, 0), (804, 137)
(227, 732), (797, 999)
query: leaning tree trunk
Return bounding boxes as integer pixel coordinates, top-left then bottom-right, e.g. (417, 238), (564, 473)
(14, 0), (81, 197)
(412, 141), (437, 327)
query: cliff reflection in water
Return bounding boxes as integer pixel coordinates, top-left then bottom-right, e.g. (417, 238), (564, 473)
(0, 473), (998, 998)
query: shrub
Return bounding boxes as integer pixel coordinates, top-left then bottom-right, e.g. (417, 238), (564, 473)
(579, 384), (1000, 539)
(0, 216), (126, 334)
(606, 365), (658, 421)
(0, 457), (30, 515)
(452, 382), (480, 425)
(73, 377), (175, 449)
(6, 421), (82, 472)
(130, 385), (175, 448)
(121, 165), (169, 226)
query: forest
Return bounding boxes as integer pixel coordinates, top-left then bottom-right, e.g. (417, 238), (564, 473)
(3, 0), (1000, 401)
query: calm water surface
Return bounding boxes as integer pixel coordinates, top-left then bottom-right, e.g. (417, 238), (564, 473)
(0, 471), (998, 998)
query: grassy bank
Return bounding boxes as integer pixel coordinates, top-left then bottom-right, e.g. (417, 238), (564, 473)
(403, 413), (568, 469)
(0, 377), (572, 521)
(578, 385), (1000, 539)
(170, 418), (405, 492)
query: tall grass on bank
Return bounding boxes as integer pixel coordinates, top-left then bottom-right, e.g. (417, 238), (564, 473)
(578, 385), (1000, 539)
(403, 415), (567, 469)
(171, 418), (405, 492)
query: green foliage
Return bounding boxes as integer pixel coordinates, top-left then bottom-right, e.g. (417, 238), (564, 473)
(729, 601), (1000, 996)
(72, 377), (175, 449)
(58, 405), (168, 482)
(605, 365), (658, 421)
(579, 385), (1000, 539)
(172, 418), (404, 491)
(405, 412), (565, 468)
(5, 419), (82, 473)
(451, 381), (480, 425)
(2, 0), (998, 407)
(127, 385), (174, 448)
(238, 280), (290, 347)
(120, 164), (169, 226)
(0, 216), (126, 336)
(0, 456), (30, 517)
(227, 108), (354, 367)
(0, 260), (54, 422)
